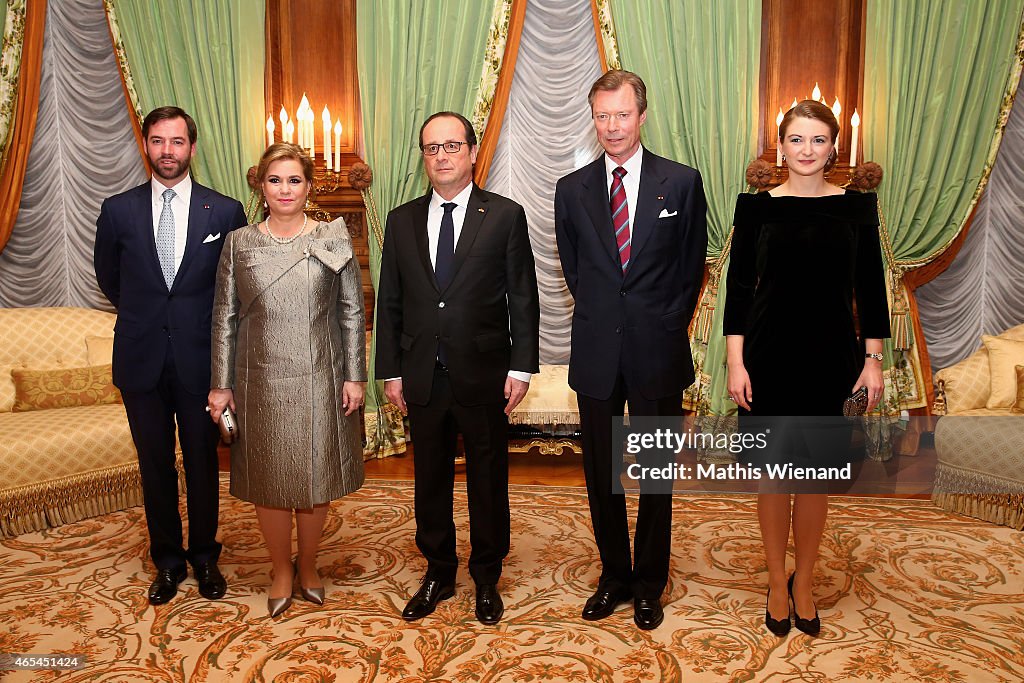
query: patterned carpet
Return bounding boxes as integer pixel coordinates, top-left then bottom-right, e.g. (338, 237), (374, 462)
(2, 478), (1024, 682)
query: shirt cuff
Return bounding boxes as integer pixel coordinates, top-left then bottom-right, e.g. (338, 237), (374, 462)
(383, 377), (401, 382)
(508, 370), (532, 383)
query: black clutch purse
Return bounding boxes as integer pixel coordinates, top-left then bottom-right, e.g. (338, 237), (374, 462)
(843, 387), (868, 417)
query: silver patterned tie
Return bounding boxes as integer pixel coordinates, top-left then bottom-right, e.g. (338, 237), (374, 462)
(156, 188), (176, 288)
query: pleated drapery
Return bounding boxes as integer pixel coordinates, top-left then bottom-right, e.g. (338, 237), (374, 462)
(917, 71), (1024, 370)
(106, 0), (265, 205)
(0, 0), (146, 308)
(484, 0), (604, 363)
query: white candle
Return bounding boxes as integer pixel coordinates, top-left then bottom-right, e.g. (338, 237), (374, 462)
(322, 107), (331, 165)
(850, 110), (860, 167)
(831, 98), (842, 154)
(811, 82), (821, 102)
(306, 109), (315, 158)
(333, 120), (342, 173)
(790, 98), (798, 110)
(285, 120), (295, 145)
(279, 106), (288, 138)
(775, 109), (784, 167)
(266, 117), (274, 148)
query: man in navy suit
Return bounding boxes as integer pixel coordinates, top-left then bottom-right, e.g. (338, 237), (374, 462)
(94, 106), (246, 605)
(554, 71), (708, 630)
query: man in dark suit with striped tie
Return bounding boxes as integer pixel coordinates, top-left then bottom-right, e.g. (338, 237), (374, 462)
(554, 71), (708, 630)
(94, 106), (246, 606)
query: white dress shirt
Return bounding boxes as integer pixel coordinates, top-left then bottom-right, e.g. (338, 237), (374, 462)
(150, 174), (192, 273)
(386, 182), (531, 384)
(604, 146), (643, 217)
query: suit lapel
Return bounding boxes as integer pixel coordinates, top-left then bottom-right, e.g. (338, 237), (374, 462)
(411, 192), (437, 291)
(627, 151), (667, 273)
(133, 184), (165, 287)
(447, 184), (487, 290)
(172, 183), (213, 290)
(579, 159), (621, 269)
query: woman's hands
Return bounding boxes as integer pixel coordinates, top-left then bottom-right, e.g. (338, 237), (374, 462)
(342, 381), (366, 416)
(207, 388), (235, 423)
(853, 361), (884, 412)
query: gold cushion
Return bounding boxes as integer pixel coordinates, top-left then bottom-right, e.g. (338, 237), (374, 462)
(935, 349), (991, 413)
(85, 336), (114, 366)
(11, 365), (121, 412)
(1014, 365), (1024, 414)
(983, 336), (1024, 409)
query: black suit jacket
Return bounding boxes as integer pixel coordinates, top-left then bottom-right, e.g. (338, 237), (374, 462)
(375, 184), (540, 406)
(94, 180), (247, 395)
(554, 149), (708, 400)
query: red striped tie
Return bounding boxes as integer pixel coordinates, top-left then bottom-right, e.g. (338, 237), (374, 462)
(610, 166), (630, 272)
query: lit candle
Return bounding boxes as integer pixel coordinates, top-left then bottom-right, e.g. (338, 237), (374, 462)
(790, 98), (798, 110)
(775, 108), (784, 167)
(266, 117), (274, 148)
(322, 107), (332, 165)
(812, 82), (821, 102)
(831, 98), (842, 153)
(279, 106), (288, 138)
(306, 109), (315, 158)
(850, 109), (860, 167)
(286, 120), (295, 145)
(333, 120), (342, 173)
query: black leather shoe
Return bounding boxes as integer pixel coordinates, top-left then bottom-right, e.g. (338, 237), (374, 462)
(633, 597), (664, 630)
(148, 567), (187, 605)
(582, 586), (632, 621)
(765, 589), (791, 636)
(194, 562), (227, 600)
(402, 578), (455, 621)
(475, 583), (504, 625)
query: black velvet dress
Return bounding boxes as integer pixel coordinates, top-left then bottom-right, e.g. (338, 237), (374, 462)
(723, 191), (890, 418)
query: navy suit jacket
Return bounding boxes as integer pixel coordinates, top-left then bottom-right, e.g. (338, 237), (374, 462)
(94, 180), (247, 395)
(554, 149), (708, 400)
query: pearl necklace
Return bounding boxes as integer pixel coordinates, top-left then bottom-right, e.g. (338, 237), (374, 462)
(266, 215), (307, 244)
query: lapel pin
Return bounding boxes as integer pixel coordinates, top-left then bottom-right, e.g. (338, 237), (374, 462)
(477, 208), (485, 213)
(657, 196), (664, 200)
(203, 204), (211, 210)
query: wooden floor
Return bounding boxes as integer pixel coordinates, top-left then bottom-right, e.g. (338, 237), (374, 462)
(221, 437), (937, 497)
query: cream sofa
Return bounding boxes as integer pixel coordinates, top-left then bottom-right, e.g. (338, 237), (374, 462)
(0, 307), (180, 537)
(931, 323), (1024, 529)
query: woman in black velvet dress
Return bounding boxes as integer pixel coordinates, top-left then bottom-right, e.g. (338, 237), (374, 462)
(723, 100), (890, 637)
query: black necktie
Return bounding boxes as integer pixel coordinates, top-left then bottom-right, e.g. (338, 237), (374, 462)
(435, 202), (456, 290)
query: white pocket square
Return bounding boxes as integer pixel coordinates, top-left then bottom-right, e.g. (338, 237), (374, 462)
(202, 233), (221, 244)
(658, 209), (678, 218)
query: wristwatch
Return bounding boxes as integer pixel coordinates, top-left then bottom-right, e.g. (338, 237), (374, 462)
(865, 352), (883, 361)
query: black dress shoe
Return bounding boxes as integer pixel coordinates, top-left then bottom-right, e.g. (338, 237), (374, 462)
(194, 562), (227, 600)
(148, 567), (187, 605)
(633, 597), (664, 630)
(764, 589), (791, 636)
(582, 586), (632, 621)
(788, 573), (820, 636)
(402, 578), (455, 621)
(475, 583), (504, 625)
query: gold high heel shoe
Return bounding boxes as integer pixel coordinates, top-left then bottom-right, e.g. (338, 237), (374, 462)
(296, 560), (326, 605)
(267, 595), (292, 617)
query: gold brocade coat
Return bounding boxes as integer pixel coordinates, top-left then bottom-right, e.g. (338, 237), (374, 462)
(211, 218), (366, 508)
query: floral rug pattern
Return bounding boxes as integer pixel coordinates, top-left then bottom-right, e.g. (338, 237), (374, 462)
(2, 478), (1023, 682)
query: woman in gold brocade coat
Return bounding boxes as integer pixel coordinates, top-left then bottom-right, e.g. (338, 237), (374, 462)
(208, 143), (366, 617)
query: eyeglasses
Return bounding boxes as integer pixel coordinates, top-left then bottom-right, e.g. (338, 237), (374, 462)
(421, 141), (469, 156)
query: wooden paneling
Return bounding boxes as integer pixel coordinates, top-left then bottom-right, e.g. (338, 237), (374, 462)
(264, 0), (374, 324)
(758, 0), (865, 163)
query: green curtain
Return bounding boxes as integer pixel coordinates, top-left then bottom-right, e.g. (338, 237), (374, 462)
(0, 0), (26, 157)
(865, 0), (1024, 266)
(609, 1), (761, 416)
(109, 0), (265, 204)
(357, 0), (495, 448)
(608, 1), (761, 256)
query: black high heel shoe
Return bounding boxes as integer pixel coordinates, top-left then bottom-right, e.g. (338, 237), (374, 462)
(764, 589), (791, 636)
(788, 573), (820, 636)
